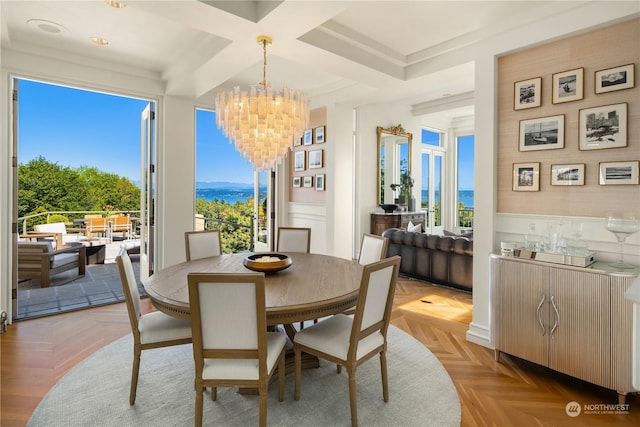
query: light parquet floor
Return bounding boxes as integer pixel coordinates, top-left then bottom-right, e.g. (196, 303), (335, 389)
(1, 277), (639, 426)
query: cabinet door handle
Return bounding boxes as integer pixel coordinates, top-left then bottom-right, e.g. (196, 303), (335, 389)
(536, 293), (546, 336)
(550, 295), (560, 336)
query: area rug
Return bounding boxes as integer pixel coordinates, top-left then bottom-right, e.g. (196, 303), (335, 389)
(28, 326), (461, 426)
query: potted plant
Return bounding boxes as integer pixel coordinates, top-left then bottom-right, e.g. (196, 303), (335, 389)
(390, 171), (414, 206)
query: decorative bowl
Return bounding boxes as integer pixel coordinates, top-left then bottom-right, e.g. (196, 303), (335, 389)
(243, 253), (292, 273)
(379, 204), (398, 213)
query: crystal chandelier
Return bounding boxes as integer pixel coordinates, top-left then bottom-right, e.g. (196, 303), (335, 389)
(215, 35), (309, 171)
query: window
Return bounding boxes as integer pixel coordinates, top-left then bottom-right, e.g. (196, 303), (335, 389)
(456, 135), (474, 228)
(195, 109), (257, 252)
(421, 129), (445, 234)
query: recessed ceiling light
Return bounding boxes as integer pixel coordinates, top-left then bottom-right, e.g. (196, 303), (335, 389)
(91, 37), (109, 46)
(27, 19), (65, 34)
(105, 0), (126, 8)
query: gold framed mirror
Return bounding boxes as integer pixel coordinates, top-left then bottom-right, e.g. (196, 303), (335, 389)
(377, 125), (412, 205)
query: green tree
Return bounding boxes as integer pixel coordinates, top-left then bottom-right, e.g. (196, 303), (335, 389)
(195, 197), (254, 253)
(18, 157), (140, 220)
(18, 157), (90, 218)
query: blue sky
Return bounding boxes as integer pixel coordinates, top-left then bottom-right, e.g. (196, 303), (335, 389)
(17, 79), (254, 184)
(18, 79), (473, 189)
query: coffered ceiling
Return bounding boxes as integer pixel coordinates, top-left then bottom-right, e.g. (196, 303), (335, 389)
(1, 1), (638, 118)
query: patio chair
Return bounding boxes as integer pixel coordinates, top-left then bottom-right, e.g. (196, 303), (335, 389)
(27, 221), (83, 248)
(187, 272), (286, 427)
(294, 256), (401, 427)
(110, 215), (132, 239)
(17, 241), (86, 287)
(116, 248), (192, 405)
(85, 216), (108, 239)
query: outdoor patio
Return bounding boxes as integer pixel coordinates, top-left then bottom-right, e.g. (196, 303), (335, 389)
(16, 242), (143, 320)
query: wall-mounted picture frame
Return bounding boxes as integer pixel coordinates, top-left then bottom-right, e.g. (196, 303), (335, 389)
(513, 162), (540, 192)
(294, 150), (305, 171)
(308, 149), (323, 169)
(552, 67), (583, 104)
(514, 77), (542, 110)
(595, 63), (635, 94)
(551, 163), (585, 186)
(303, 129), (313, 145)
(315, 174), (325, 191)
(579, 102), (627, 150)
(315, 126), (325, 144)
(599, 161), (639, 185)
(303, 176), (313, 188)
(294, 135), (302, 146)
(292, 176), (301, 188)
(519, 115), (564, 151)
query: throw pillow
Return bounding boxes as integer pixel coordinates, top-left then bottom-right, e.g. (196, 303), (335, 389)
(443, 229), (473, 238)
(407, 220), (422, 233)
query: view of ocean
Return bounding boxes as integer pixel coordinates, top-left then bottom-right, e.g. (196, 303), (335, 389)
(196, 187), (257, 204)
(198, 185), (474, 209)
(421, 190), (474, 208)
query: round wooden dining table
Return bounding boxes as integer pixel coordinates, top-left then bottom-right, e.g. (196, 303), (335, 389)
(143, 252), (364, 330)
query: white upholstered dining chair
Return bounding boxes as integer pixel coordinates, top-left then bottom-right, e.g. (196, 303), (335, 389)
(116, 248), (192, 405)
(276, 227), (311, 253)
(185, 230), (222, 261)
(294, 255), (401, 427)
(358, 233), (389, 265)
(188, 272), (286, 427)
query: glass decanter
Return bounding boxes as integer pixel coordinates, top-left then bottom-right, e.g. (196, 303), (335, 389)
(604, 212), (640, 269)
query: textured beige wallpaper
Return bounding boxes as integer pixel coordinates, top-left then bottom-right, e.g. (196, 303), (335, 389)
(497, 18), (639, 217)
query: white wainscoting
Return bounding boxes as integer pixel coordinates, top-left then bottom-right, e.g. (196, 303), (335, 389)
(286, 202), (327, 254)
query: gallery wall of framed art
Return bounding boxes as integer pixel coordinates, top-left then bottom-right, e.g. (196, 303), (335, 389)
(289, 107), (327, 204)
(497, 18), (639, 216)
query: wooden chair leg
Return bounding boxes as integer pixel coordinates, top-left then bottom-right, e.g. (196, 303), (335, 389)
(129, 347), (141, 405)
(294, 344), (301, 400)
(380, 351), (389, 402)
(348, 366), (358, 427)
(278, 349), (285, 402)
(259, 386), (267, 427)
(195, 386), (204, 427)
(211, 387), (217, 401)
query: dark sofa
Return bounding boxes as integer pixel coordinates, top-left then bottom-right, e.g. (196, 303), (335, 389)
(381, 228), (473, 292)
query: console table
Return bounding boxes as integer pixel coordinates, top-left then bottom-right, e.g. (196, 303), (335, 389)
(491, 254), (639, 403)
(370, 211), (425, 235)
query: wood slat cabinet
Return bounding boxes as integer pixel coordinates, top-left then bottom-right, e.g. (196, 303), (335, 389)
(491, 255), (638, 402)
(370, 212), (425, 236)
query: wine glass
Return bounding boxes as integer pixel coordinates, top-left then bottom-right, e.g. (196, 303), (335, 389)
(604, 212), (640, 269)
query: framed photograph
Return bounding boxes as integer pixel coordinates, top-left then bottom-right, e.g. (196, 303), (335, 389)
(579, 103), (627, 150)
(519, 115), (565, 151)
(303, 176), (313, 188)
(294, 135), (302, 146)
(315, 174), (325, 191)
(314, 126), (325, 144)
(595, 63), (635, 94)
(551, 163), (585, 186)
(308, 149), (323, 169)
(514, 77), (542, 110)
(294, 150), (305, 171)
(552, 67), (583, 104)
(292, 176), (301, 188)
(303, 129), (313, 145)
(599, 161), (639, 185)
(513, 162), (540, 192)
